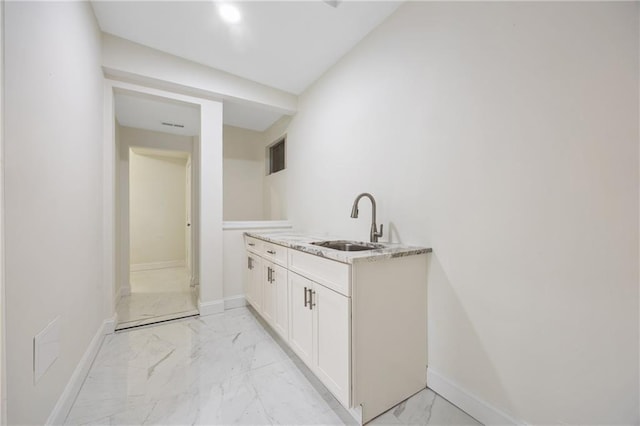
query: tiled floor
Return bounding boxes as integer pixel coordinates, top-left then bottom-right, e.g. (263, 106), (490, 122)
(66, 307), (481, 425)
(116, 267), (198, 330)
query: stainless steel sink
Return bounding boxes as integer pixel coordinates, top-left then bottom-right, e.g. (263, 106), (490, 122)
(311, 240), (385, 252)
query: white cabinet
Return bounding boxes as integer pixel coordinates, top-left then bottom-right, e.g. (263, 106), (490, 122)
(262, 241), (287, 266)
(272, 263), (289, 340)
(245, 234), (429, 425)
(261, 262), (276, 326)
(288, 272), (314, 366)
(288, 271), (350, 407)
(245, 252), (262, 312)
(244, 238), (290, 342)
(262, 261), (288, 341)
(313, 281), (350, 407)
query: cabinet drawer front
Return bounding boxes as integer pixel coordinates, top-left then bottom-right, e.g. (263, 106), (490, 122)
(263, 241), (288, 267)
(245, 236), (262, 254)
(288, 249), (350, 297)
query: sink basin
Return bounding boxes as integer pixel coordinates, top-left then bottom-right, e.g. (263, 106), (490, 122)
(311, 240), (385, 252)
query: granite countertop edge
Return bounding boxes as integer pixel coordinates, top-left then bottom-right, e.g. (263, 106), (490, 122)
(244, 231), (432, 265)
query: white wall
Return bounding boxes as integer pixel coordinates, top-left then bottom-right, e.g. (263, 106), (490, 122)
(4, 2), (105, 424)
(222, 222), (293, 303)
(129, 150), (187, 267)
(223, 125), (265, 221)
(197, 100), (224, 313)
(283, 2), (639, 424)
(262, 116), (290, 220)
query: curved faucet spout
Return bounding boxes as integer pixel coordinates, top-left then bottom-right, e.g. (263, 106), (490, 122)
(350, 193), (383, 243)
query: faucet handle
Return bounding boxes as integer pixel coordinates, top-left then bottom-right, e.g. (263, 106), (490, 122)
(375, 224), (384, 239)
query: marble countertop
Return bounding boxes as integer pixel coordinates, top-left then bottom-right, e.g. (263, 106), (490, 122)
(245, 231), (432, 264)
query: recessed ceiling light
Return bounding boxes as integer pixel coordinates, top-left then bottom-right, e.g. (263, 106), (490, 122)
(218, 4), (241, 24)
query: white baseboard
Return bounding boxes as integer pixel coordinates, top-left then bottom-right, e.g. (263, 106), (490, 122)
(130, 260), (185, 272)
(427, 368), (522, 425)
(224, 295), (247, 310)
(197, 298), (225, 316)
(46, 317), (114, 425)
(103, 315), (116, 335)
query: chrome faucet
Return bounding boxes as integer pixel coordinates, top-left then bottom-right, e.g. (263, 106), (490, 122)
(350, 193), (383, 243)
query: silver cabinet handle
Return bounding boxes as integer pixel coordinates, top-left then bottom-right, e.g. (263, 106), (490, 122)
(307, 288), (314, 310)
(247, 257), (253, 270)
(304, 286), (308, 307)
(248, 243), (255, 247)
(267, 267), (271, 282)
(267, 250), (276, 255)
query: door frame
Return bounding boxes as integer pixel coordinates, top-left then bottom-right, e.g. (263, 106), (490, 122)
(120, 139), (195, 296)
(185, 156), (193, 285)
(0, 0), (6, 423)
(103, 79), (224, 324)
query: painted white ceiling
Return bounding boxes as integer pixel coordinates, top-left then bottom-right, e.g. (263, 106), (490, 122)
(102, 1), (403, 133)
(91, 1), (403, 95)
(115, 92), (201, 136)
(115, 92), (287, 135)
(222, 101), (285, 131)
(131, 147), (190, 160)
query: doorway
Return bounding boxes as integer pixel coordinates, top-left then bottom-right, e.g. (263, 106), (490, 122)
(113, 90), (201, 330)
(117, 147), (197, 329)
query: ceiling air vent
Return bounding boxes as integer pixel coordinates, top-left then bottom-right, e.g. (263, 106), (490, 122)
(161, 122), (185, 128)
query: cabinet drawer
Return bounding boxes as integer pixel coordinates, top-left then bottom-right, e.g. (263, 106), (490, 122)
(245, 236), (262, 254)
(288, 249), (350, 297)
(263, 241), (288, 267)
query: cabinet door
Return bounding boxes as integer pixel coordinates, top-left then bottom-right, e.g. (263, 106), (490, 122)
(246, 253), (262, 311)
(262, 262), (276, 326)
(271, 263), (289, 341)
(314, 284), (350, 407)
(288, 272), (314, 367)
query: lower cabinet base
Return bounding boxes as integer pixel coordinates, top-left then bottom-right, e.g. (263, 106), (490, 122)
(245, 304), (362, 424)
(244, 237), (429, 426)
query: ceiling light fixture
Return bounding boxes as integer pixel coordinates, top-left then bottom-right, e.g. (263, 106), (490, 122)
(218, 4), (241, 24)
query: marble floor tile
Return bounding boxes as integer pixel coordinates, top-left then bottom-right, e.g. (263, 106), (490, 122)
(368, 388), (481, 426)
(66, 307), (481, 426)
(116, 267), (198, 330)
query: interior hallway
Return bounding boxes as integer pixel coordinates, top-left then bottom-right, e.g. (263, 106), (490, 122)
(65, 307), (481, 425)
(116, 267), (198, 330)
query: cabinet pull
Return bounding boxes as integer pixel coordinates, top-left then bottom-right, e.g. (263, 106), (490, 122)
(247, 257), (253, 270)
(308, 288), (314, 310)
(304, 286), (308, 307)
(267, 267), (272, 283)
(267, 250), (276, 255)
(248, 243), (255, 247)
